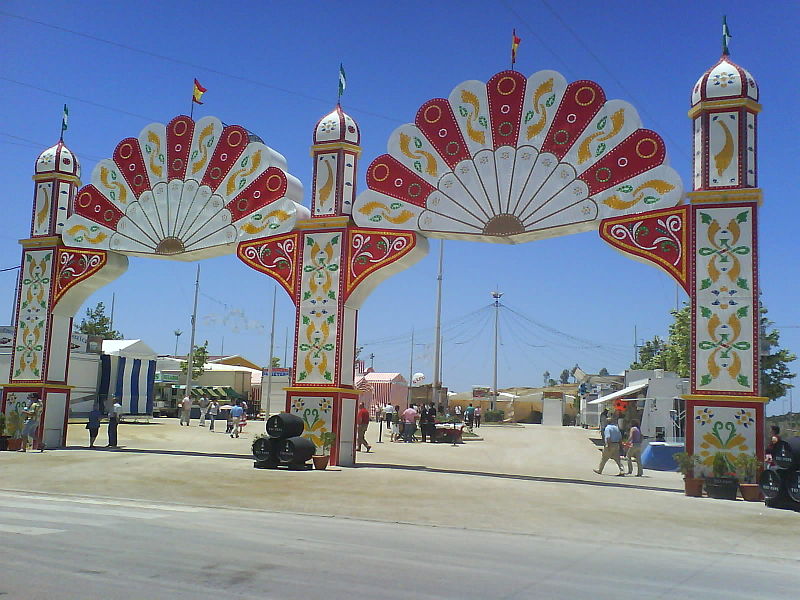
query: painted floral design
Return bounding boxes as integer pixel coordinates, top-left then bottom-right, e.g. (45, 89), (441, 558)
(711, 71), (737, 88)
(698, 419), (749, 471)
(733, 408), (755, 428)
(695, 407), (714, 426)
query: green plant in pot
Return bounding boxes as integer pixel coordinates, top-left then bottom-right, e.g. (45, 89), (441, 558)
(312, 431), (337, 471)
(0, 412), (7, 452)
(705, 451), (739, 500)
(673, 451), (703, 497)
(734, 452), (762, 502)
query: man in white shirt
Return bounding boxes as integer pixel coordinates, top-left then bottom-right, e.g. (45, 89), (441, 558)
(180, 396), (192, 426)
(107, 397), (123, 448)
(594, 419), (625, 476)
(198, 396), (210, 427)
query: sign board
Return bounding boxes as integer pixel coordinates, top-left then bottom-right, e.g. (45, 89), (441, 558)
(155, 372), (180, 383)
(262, 367), (290, 377)
(0, 326), (13, 349)
(472, 386), (491, 399)
(70, 332), (88, 353)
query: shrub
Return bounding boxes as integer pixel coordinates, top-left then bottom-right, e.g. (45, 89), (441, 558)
(484, 409), (505, 423)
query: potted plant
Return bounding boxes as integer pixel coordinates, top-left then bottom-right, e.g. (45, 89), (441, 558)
(5, 406), (24, 451)
(673, 451), (703, 497)
(0, 412), (7, 451)
(705, 452), (739, 500)
(312, 431), (336, 470)
(734, 453), (762, 502)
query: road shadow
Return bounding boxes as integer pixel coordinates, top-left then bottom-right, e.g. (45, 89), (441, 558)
(62, 446), (252, 460)
(355, 462), (682, 494)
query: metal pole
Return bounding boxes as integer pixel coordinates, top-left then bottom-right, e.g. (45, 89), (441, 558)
(432, 241), (444, 407)
(109, 292), (116, 334)
(265, 286), (277, 417)
(408, 328), (415, 408)
(283, 327), (289, 373)
(185, 265), (200, 401)
(491, 290), (503, 411)
(173, 330), (182, 356)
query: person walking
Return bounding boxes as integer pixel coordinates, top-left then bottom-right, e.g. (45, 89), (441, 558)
(420, 403), (436, 443)
(19, 393), (43, 452)
(625, 420), (644, 476)
(401, 404), (418, 442)
(390, 404), (401, 442)
(198, 396), (210, 427)
(180, 395), (192, 426)
(594, 417), (625, 476)
(229, 402), (244, 438)
(86, 405), (101, 448)
(107, 397), (123, 448)
(474, 405), (482, 428)
(208, 399), (219, 431)
(238, 400), (248, 435)
(356, 402), (371, 452)
(384, 402), (394, 430)
(464, 403), (475, 429)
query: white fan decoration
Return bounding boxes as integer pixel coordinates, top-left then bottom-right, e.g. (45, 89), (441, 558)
(353, 70), (683, 243)
(63, 115), (306, 261)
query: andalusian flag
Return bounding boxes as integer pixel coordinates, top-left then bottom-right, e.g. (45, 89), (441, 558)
(338, 64), (346, 100)
(61, 104), (69, 134)
(511, 29), (521, 66)
(192, 78), (207, 104)
(722, 16), (732, 56)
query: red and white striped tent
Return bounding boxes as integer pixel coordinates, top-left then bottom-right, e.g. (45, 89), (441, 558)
(354, 372), (408, 418)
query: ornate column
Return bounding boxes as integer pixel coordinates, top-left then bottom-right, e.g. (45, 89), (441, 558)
(684, 51), (765, 471)
(3, 141), (126, 448)
(239, 107), (426, 466)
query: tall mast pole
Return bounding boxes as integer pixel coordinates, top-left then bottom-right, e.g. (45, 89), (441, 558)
(491, 290), (503, 411)
(407, 328), (415, 407)
(185, 265), (200, 401)
(432, 241), (444, 407)
(265, 285), (277, 416)
(109, 292), (116, 334)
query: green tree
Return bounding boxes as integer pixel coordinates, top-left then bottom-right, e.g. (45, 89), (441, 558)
(548, 378), (557, 387)
(78, 301), (123, 340)
(542, 371), (550, 387)
(631, 304), (795, 401)
(760, 307), (797, 402)
(559, 369), (570, 384)
(598, 368), (610, 376)
(181, 340), (209, 381)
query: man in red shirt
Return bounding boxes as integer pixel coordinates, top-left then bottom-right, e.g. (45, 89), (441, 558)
(356, 402), (371, 452)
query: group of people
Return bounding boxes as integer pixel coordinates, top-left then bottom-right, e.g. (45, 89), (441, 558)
(377, 402), (440, 443)
(178, 396), (247, 437)
(86, 397), (123, 448)
(594, 414), (644, 477)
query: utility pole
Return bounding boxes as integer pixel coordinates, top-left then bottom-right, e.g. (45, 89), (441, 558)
(283, 327), (289, 373)
(109, 292), (116, 334)
(369, 353), (375, 369)
(432, 241), (444, 407)
(265, 286), (277, 416)
(407, 329), (415, 407)
(633, 325), (638, 363)
(491, 290), (503, 411)
(184, 265), (200, 401)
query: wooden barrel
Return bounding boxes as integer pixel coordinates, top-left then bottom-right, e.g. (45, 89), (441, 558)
(772, 437), (800, 470)
(266, 413), (304, 439)
(786, 470), (800, 503)
(252, 436), (280, 463)
(759, 469), (783, 500)
(278, 436), (316, 464)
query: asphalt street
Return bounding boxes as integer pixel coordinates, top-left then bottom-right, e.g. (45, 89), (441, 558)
(0, 490), (796, 600)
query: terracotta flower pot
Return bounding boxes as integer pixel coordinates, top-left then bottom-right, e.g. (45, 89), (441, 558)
(6, 438), (22, 451)
(739, 483), (763, 502)
(684, 477), (704, 497)
(312, 455), (330, 470)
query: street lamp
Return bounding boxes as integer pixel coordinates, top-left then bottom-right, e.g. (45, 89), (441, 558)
(173, 329), (182, 356)
(491, 290), (503, 411)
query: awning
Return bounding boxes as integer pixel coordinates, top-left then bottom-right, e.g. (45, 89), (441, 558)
(588, 380), (649, 405)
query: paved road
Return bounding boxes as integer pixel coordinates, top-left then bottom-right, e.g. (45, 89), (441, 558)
(0, 490), (797, 600)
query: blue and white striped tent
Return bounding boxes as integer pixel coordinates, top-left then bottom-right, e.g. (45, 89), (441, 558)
(99, 354), (156, 415)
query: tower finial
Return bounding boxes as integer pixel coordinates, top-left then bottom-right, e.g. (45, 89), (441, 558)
(722, 15), (732, 56)
(59, 104), (68, 142)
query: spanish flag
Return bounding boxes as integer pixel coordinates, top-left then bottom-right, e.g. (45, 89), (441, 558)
(192, 79), (207, 104)
(511, 29), (521, 66)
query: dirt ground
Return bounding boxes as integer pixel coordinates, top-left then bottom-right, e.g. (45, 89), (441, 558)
(1, 418), (797, 560)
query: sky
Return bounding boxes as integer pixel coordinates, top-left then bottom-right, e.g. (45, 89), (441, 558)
(1, 1), (798, 415)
